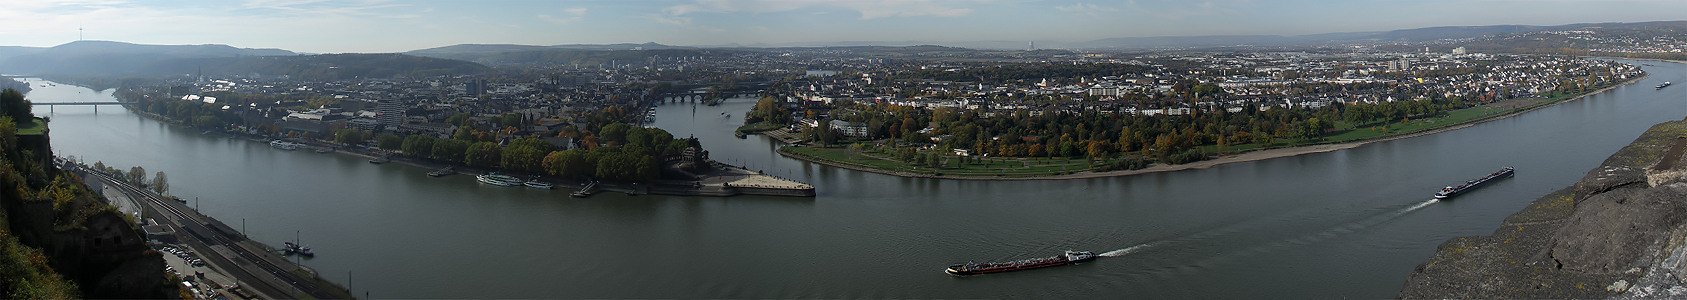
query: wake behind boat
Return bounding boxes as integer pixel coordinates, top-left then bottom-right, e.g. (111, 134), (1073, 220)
(946, 250), (1097, 276)
(1434, 167), (1514, 200)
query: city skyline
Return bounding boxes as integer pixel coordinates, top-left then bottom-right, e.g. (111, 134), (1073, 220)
(2, 0), (1685, 53)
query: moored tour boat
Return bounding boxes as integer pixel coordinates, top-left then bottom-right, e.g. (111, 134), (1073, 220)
(477, 173), (523, 187)
(269, 140), (305, 151)
(524, 179), (555, 189)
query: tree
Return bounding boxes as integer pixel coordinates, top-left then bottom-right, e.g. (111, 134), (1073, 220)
(542, 150), (589, 177)
(430, 139), (470, 163)
(0, 89), (31, 122)
(599, 123), (630, 146)
(128, 166), (147, 185)
(464, 142), (502, 168)
(501, 144), (546, 173)
(401, 135), (435, 157)
(499, 113), (523, 127)
(451, 125), (476, 141)
(151, 171), (169, 196)
(334, 129), (368, 145)
(810, 119), (836, 146)
(446, 113), (470, 126)
(746, 96), (789, 124)
(377, 134), (403, 150)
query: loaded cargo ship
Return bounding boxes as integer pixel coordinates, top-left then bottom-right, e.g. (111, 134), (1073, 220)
(1434, 167), (1514, 200)
(945, 250), (1097, 276)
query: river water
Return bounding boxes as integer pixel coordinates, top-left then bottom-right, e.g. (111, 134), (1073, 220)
(19, 59), (1687, 298)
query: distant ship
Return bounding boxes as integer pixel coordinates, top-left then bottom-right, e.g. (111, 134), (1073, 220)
(1658, 81), (1672, 89)
(1434, 167), (1514, 200)
(946, 250), (1097, 276)
(477, 173), (523, 187)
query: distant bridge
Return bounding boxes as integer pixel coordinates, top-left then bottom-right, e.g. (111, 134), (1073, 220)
(34, 102), (129, 113)
(34, 102), (125, 105)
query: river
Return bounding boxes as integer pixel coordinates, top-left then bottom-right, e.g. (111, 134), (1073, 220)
(19, 59), (1687, 298)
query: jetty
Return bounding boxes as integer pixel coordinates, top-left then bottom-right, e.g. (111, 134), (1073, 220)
(572, 181), (598, 198)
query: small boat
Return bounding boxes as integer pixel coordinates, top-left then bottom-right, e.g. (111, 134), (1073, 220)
(946, 250), (1097, 276)
(477, 173), (523, 187)
(1658, 81), (1673, 89)
(524, 179), (555, 189)
(368, 155), (390, 164)
(298, 247), (314, 257)
(428, 167), (456, 177)
(282, 242), (298, 255)
(1434, 167), (1515, 200)
(269, 140), (304, 151)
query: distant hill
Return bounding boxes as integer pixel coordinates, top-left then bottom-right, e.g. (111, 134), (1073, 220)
(0, 40), (297, 77)
(1074, 20), (1687, 49)
(1073, 35), (1301, 49)
(1447, 21), (1687, 59)
(407, 42), (691, 57)
(0, 46), (44, 66)
(153, 53), (493, 80)
(0, 41), (488, 80)
(408, 43), (730, 67)
(406, 44), (560, 56)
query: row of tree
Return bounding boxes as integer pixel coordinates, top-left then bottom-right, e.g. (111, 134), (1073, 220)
(393, 123), (692, 182)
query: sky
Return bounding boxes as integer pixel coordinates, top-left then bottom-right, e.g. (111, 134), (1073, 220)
(1, 0), (1684, 53)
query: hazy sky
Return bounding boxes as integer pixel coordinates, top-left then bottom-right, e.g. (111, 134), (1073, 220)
(2, 0), (1683, 53)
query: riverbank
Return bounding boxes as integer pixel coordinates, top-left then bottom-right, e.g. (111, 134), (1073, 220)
(112, 98), (815, 198)
(1398, 117), (1687, 298)
(777, 71), (1650, 181)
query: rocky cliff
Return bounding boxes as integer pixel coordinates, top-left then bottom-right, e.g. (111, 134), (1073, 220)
(1400, 118), (1687, 298)
(0, 92), (170, 298)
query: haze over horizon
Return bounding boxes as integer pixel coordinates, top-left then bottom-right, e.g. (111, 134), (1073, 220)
(2, 0), (1685, 53)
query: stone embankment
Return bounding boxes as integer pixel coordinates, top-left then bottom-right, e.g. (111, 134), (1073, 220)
(1400, 118), (1687, 298)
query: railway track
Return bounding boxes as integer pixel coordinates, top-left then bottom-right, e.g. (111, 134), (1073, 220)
(92, 171), (341, 299)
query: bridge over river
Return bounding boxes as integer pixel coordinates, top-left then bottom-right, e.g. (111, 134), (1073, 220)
(34, 101), (127, 113)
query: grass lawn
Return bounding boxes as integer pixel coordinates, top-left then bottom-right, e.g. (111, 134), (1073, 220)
(16, 117), (46, 135)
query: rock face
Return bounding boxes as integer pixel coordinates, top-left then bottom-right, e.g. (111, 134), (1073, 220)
(1400, 119), (1687, 298)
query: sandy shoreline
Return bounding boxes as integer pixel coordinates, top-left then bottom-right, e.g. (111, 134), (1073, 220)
(778, 68), (1654, 181)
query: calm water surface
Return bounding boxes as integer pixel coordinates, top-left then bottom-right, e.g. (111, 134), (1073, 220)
(23, 59), (1687, 298)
